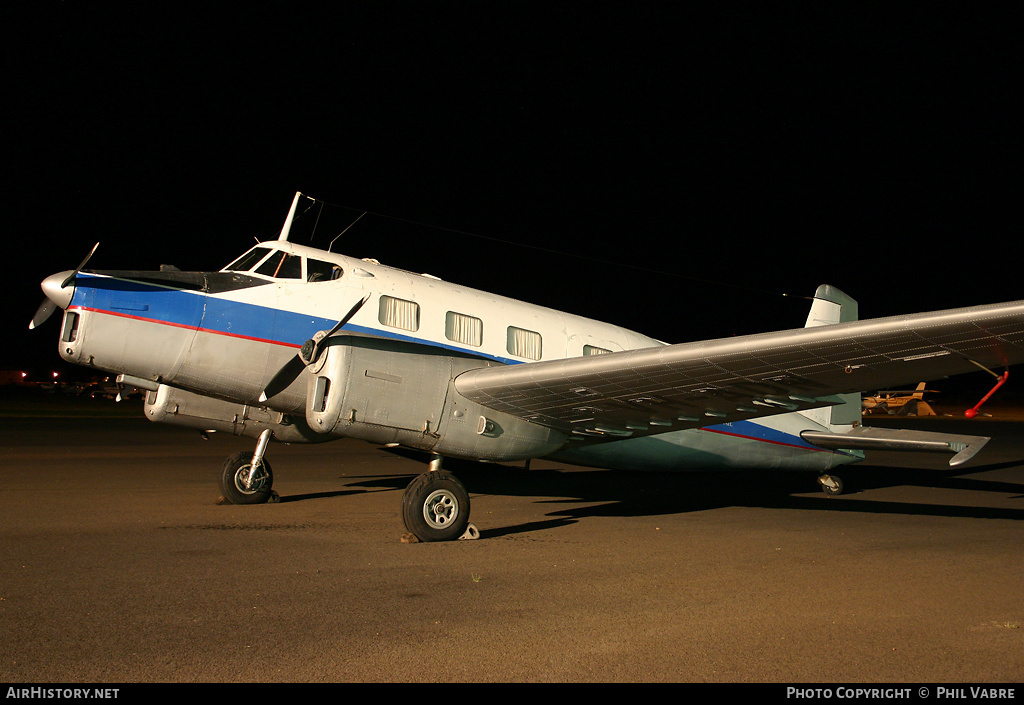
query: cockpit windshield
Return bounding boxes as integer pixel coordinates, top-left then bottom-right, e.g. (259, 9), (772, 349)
(223, 245), (343, 282)
(224, 246), (273, 273)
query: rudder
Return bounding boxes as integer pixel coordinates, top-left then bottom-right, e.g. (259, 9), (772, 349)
(804, 284), (859, 327)
(803, 285), (861, 426)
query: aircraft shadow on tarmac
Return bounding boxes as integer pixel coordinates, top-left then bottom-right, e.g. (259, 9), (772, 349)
(316, 446), (1024, 538)
(276, 488), (369, 503)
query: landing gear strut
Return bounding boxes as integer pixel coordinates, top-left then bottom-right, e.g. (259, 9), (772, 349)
(219, 429), (276, 504)
(402, 454), (478, 541)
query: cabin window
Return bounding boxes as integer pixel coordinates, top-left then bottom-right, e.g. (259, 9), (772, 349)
(507, 326), (542, 360)
(583, 344), (611, 356)
(307, 259), (343, 282)
(445, 312), (483, 347)
(255, 251), (302, 279)
(379, 295), (420, 332)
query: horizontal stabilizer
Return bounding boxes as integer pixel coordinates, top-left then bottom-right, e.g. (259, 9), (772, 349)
(800, 427), (990, 467)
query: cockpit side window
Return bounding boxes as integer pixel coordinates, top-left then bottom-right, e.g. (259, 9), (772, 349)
(255, 251), (302, 279)
(307, 259), (343, 282)
(225, 246), (273, 272)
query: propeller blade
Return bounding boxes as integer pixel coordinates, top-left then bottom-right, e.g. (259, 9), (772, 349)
(258, 355), (308, 403)
(61, 242), (100, 288)
(311, 294), (370, 362)
(28, 300), (58, 330)
(258, 294), (370, 403)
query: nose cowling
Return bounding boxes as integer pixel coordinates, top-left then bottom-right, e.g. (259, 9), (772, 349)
(28, 270), (76, 330)
(41, 270), (77, 311)
(28, 242), (99, 330)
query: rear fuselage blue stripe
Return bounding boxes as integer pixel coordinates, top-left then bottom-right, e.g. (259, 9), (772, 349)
(702, 421), (828, 452)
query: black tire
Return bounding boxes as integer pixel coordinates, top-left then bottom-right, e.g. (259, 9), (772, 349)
(820, 474), (844, 496)
(219, 451), (275, 504)
(402, 470), (470, 542)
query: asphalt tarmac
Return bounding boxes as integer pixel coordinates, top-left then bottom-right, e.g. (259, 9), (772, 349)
(2, 402), (1023, 684)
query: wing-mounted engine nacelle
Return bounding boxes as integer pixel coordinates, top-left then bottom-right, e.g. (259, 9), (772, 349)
(144, 384), (325, 443)
(304, 337), (567, 460)
(434, 382), (568, 462)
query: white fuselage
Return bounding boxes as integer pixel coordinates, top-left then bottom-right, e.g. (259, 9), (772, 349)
(56, 240), (862, 473)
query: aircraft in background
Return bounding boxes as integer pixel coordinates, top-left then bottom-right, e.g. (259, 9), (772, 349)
(28, 193), (1024, 539)
(862, 382), (938, 416)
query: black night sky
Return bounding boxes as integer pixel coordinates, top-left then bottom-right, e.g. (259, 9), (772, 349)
(6, 4), (1021, 389)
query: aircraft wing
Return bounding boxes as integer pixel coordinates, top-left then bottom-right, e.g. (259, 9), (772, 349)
(454, 299), (1024, 439)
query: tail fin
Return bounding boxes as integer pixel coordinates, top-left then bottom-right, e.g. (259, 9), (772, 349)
(803, 285), (861, 426)
(804, 284), (859, 327)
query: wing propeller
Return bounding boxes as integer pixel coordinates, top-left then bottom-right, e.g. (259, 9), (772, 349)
(29, 299), (59, 332)
(259, 294), (370, 403)
(29, 242), (100, 329)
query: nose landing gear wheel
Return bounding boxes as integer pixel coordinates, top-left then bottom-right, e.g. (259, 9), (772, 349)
(219, 451), (275, 504)
(402, 470), (470, 542)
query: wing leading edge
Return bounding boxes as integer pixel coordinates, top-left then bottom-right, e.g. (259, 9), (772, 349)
(453, 296), (1024, 440)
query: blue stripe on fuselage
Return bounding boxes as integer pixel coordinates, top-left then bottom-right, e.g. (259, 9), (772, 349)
(72, 273), (206, 330)
(71, 273), (520, 361)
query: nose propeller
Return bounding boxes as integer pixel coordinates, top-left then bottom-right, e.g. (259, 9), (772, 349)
(29, 242), (99, 330)
(258, 293), (370, 403)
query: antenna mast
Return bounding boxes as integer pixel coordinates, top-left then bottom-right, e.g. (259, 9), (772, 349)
(277, 192), (307, 241)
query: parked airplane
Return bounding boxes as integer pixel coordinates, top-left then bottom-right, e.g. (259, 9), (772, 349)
(862, 382), (938, 416)
(29, 193), (1024, 540)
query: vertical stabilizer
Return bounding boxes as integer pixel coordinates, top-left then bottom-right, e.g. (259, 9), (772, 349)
(804, 284), (859, 327)
(803, 285), (861, 426)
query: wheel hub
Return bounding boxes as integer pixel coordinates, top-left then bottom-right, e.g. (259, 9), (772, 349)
(422, 489), (458, 529)
(235, 463), (269, 494)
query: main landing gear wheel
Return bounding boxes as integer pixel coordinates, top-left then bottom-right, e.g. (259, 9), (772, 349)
(219, 451), (275, 504)
(402, 470), (471, 542)
(818, 474), (844, 496)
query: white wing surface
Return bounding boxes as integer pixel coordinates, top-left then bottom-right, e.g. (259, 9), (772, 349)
(454, 299), (1024, 439)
